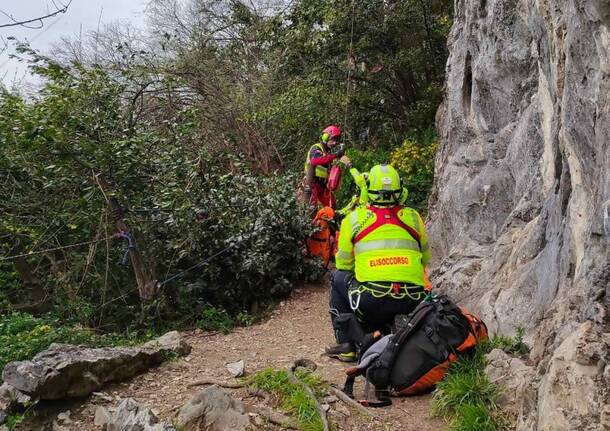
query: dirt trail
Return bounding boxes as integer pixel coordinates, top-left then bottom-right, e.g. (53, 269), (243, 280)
(58, 283), (446, 430)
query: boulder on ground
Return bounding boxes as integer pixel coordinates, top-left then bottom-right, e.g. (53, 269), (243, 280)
(106, 398), (175, 431)
(177, 386), (250, 431)
(0, 383), (31, 424)
(94, 406), (113, 427)
(0, 331), (191, 424)
(143, 331), (191, 357)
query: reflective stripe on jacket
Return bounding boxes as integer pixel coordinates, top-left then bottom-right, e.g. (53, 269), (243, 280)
(304, 143), (329, 179)
(335, 204), (430, 285)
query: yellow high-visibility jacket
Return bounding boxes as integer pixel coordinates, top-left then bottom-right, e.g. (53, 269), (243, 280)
(304, 143), (329, 180)
(335, 204), (430, 285)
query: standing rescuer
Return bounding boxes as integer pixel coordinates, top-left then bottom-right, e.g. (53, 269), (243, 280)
(325, 164), (430, 362)
(304, 125), (351, 210)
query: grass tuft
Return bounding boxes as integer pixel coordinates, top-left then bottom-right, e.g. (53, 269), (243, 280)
(250, 368), (327, 431)
(450, 404), (498, 431)
(488, 327), (529, 356)
(432, 330), (529, 431)
(432, 365), (500, 417)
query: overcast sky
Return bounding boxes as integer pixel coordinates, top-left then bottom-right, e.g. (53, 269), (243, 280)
(0, 0), (149, 88)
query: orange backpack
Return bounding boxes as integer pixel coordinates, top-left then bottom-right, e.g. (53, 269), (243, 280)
(306, 207), (335, 267)
(343, 295), (489, 405)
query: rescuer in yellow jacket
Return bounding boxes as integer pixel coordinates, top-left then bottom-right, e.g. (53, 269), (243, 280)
(303, 125), (350, 210)
(325, 164), (430, 362)
(335, 168), (368, 219)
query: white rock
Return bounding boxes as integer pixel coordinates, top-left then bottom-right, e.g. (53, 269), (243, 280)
(94, 406), (112, 426)
(226, 360), (245, 378)
(56, 410), (71, 423)
(177, 386), (250, 431)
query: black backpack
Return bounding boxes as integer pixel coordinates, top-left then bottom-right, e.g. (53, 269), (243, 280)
(343, 295), (488, 406)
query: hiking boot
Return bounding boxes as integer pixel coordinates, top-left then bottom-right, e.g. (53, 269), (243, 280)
(324, 342), (357, 362)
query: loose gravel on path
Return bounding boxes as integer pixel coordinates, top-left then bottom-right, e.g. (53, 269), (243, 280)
(55, 283), (447, 431)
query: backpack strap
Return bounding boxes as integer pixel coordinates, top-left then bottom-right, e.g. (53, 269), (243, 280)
(353, 206), (421, 249)
(388, 301), (434, 350)
(365, 302), (435, 390)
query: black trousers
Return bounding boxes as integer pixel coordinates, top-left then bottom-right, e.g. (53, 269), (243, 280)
(329, 270), (423, 343)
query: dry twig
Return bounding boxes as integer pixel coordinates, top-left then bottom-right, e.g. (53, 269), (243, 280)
(245, 405), (299, 429)
(245, 388), (272, 404)
(329, 386), (378, 419)
(186, 378), (245, 389)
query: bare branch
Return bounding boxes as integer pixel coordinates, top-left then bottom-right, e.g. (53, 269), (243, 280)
(0, 0), (72, 29)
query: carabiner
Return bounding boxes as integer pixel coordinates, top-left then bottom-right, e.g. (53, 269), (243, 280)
(348, 286), (362, 311)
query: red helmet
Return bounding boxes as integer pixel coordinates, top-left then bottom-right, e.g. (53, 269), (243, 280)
(321, 125), (341, 143)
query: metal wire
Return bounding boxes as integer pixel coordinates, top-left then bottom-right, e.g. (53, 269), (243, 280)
(0, 235), (119, 262)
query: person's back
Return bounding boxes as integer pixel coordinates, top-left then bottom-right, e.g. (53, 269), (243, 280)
(326, 164), (430, 362)
(337, 204), (429, 285)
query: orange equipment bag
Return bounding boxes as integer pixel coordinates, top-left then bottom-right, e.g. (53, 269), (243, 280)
(306, 207), (335, 267)
(343, 295), (488, 406)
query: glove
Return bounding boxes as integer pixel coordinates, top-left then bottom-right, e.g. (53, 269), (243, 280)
(333, 143), (346, 158)
(339, 155), (352, 168)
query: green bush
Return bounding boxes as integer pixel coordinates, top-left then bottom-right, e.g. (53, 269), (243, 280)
(0, 265), (20, 310)
(0, 59), (315, 333)
(0, 312), (148, 373)
(196, 306), (234, 333)
(488, 327), (530, 356)
(390, 129), (438, 213)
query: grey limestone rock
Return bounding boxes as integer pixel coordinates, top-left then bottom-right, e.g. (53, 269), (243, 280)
(106, 398), (175, 431)
(142, 331), (191, 357)
(429, 0), (609, 428)
(226, 360), (245, 378)
(0, 331), (190, 424)
(94, 406), (113, 427)
(177, 386), (251, 431)
(485, 349), (537, 429)
(0, 383), (31, 424)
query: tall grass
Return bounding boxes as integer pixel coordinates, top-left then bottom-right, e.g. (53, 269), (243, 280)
(432, 331), (529, 430)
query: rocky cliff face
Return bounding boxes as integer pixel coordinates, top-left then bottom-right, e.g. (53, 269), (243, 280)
(428, 0), (609, 429)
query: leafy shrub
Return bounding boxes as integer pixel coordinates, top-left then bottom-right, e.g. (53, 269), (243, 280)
(390, 129), (438, 212)
(0, 59), (315, 333)
(0, 266), (20, 310)
(4, 412), (25, 430)
(195, 306), (234, 333)
(488, 327), (530, 356)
